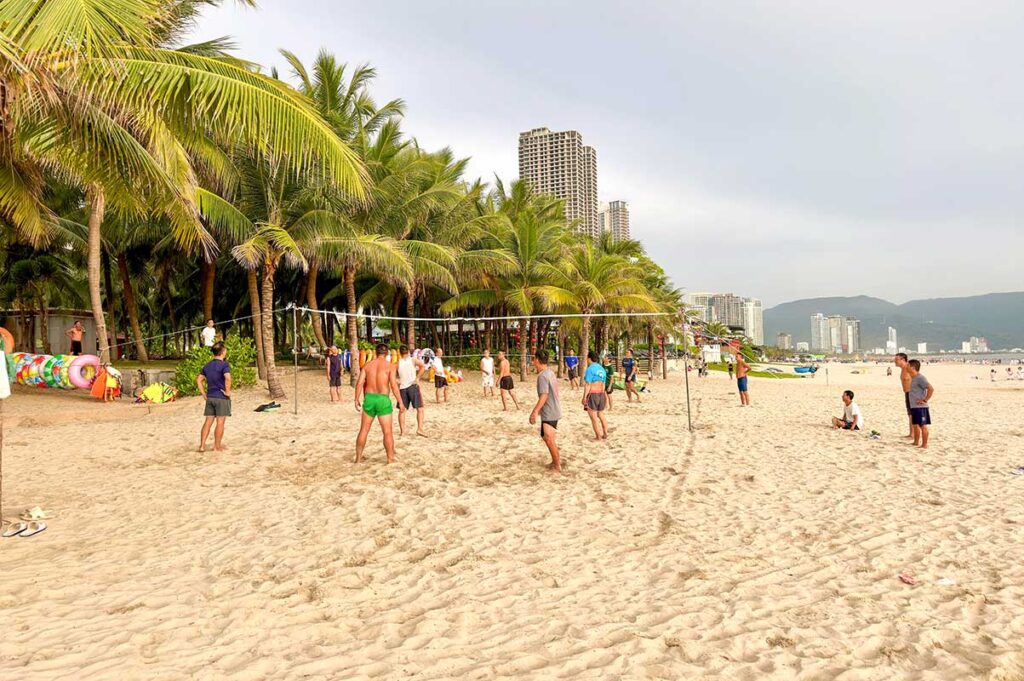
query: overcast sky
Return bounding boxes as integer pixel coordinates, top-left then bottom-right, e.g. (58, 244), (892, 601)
(189, 1), (1023, 307)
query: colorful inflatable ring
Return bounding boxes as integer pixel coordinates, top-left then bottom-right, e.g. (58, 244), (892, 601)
(0, 326), (14, 352)
(41, 355), (62, 388)
(68, 354), (100, 389)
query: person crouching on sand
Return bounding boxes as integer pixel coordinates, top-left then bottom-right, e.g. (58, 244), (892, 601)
(197, 341), (231, 452)
(831, 390), (863, 431)
(355, 343), (405, 464)
(529, 349), (562, 473)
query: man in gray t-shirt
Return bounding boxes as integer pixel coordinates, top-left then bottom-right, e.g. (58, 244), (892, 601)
(906, 359), (935, 449)
(529, 349), (562, 473)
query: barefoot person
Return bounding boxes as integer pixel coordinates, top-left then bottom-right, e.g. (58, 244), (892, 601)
(326, 346), (343, 402)
(480, 349), (496, 397)
(582, 351), (609, 440)
(602, 354), (615, 411)
(355, 343), (405, 464)
(907, 359), (934, 449)
(497, 350), (521, 410)
(894, 353), (913, 438)
(65, 320), (84, 355)
(529, 349), (562, 473)
(622, 349), (641, 403)
(201, 319), (217, 348)
(565, 349), (581, 390)
(197, 342), (231, 452)
(431, 347), (449, 403)
(397, 345), (427, 437)
(728, 346), (751, 406)
(831, 390), (863, 430)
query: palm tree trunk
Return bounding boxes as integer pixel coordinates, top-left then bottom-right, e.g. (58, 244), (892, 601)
(648, 323), (655, 378)
(38, 297), (50, 354)
(306, 264), (327, 349)
(117, 253), (149, 362)
(519, 318), (529, 381)
(556, 326), (565, 378)
(102, 253), (119, 358)
(86, 187), (110, 363)
(261, 259), (285, 398)
(406, 289), (416, 349)
(580, 313), (592, 359)
(247, 268), (266, 380)
(344, 264), (359, 386)
(200, 259), (216, 322)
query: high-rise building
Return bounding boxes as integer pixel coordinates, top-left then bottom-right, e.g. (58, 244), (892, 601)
(917, 342), (928, 354)
(518, 127), (598, 237)
(777, 332), (793, 350)
(827, 315), (845, 352)
(961, 341), (972, 353)
(741, 298), (764, 345)
(796, 341), (810, 351)
(886, 327), (898, 355)
(710, 293), (745, 329)
(596, 204), (611, 236)
(969, 336), (989, 353)
(810, 313), (829, 350)
(684, 292), (713, 323)
(844, 318), (861, 353)
(605, 200), (630, 242)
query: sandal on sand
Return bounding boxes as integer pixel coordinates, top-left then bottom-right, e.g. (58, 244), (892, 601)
(19, 521), (46, 538)
(19, 506), (52, 521)
(1012, 466), (1024, 476)
(3, 522), (28, 538)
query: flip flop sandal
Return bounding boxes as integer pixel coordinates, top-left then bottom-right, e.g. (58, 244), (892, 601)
(3, 522), (28, 538)
(1012, 466), (1024, 476)
(19, 521), (46, 538)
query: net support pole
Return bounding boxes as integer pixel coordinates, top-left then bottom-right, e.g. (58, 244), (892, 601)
(682, 324), (693, 432)
(292, 305), (299, 415)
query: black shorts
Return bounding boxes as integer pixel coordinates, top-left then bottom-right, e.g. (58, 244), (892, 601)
(567, 367), (578, 380)
(910, 407), (931, 426)
(329, 374), (342, 387)
(499, 376), (514, 391)
(540, 420), (558, 438)
(841, 420), (859, 431)
(434, 376), (448, 389)
(605, 384), (613, 395)
(400, 385), (423, 409)
(904, 392), (911, 415)
(71, 340), (83, 355)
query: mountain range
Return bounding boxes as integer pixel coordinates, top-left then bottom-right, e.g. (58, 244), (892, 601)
(763, 292), (1024, 351)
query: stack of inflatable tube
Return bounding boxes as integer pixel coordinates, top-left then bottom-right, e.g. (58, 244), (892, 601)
(11, 352), (100, 389)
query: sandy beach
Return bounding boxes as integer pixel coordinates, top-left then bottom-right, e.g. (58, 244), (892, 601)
(2, 363), (1023, 680)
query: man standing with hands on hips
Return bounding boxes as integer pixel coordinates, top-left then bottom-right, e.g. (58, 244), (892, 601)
(197, 341), (231, 452)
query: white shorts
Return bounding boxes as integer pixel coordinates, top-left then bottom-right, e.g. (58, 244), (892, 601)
(482, 374), (495, 388)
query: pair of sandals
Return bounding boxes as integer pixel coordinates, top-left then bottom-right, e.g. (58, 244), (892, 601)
(3, 521), (46, 538)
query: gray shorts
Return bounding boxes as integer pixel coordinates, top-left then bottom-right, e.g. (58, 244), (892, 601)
(204, 397), (232, 417)
(586, 392), (607, 412)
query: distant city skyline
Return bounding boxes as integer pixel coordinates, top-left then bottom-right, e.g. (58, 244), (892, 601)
(189, 1), (1024, 305)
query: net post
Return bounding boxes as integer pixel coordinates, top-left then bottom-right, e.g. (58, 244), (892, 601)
(292, 305), (299, 415)
(683, 323), (693, 432)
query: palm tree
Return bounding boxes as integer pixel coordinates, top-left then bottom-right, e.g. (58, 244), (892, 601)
(443, 179), (571, 380)
(1, 0), (366, 362)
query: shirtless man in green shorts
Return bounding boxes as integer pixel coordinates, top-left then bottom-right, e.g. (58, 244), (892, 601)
(355, 343), (405, 464)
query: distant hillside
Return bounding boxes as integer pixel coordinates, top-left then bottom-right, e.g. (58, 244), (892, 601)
(764, 292), (1024, 350)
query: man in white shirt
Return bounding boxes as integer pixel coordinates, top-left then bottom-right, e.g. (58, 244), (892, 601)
(831, 390), (864, 431)
(432, 347), (448, 403)
(480, 349), (495, 397)
(201, 320), (217, 348)
(396, 345), (427, 437)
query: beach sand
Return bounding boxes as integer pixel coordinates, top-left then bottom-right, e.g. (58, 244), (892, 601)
(2, 362), (1023, 679)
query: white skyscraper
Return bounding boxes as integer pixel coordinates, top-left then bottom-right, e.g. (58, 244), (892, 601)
(844, 318), (861, 353)
(518, 127), (598, 237)
(886, 327), (898, 355)
(810, 313), (829, 350)
(742, 298), (764, 345)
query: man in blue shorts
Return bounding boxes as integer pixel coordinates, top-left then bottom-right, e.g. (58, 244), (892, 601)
(728, 346), (751, 406)
(907, 359), (934, 449)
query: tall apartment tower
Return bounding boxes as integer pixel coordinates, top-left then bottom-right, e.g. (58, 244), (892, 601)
(518, 127), (598, 237)
(810, 313), (829, 350)
(777, 333), (793, 350)
(603, 200), (630, 241)
(742, 298), (764, 345)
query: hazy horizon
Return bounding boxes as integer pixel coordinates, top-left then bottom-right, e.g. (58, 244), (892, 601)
(188, 1), (1024, 307)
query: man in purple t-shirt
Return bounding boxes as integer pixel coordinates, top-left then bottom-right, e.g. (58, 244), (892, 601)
(197, 342), (232, 452)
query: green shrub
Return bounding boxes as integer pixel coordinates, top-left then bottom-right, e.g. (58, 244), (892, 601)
(174, 335), (258, 396)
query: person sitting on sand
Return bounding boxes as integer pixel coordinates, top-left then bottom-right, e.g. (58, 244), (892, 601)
(326, 346), (343, 402)
(397, 345), (427, 437)
(565, 349), (581, 390)
(529, 349), (562, 473)
(497, 350), (521, 411)
(582, 351), (609, 440)
(197, 341), (231, 452)
(355, 343), (405, 464)
(480, 349), (496, 397)
(831, 390), (863, 431)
